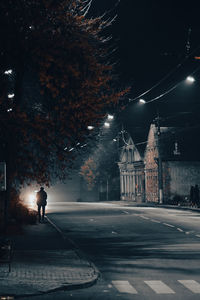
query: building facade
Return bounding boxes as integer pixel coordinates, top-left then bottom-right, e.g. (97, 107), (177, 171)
(118, 124), (200, 203)
(118, 136), (145, 202)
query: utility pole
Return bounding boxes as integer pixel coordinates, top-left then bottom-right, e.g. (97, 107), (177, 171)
(155, 114), (163, 204)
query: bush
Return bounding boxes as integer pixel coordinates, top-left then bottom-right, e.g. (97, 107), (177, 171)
(9, 189), (37, 225)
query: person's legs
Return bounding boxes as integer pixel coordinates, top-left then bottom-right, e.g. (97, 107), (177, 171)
(42, 205), (46, 221)
(38, 205), (42, 222)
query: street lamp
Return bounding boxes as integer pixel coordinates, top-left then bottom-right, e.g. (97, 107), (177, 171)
(4, 69), (13, 75)
(87, 125), (94, 130)
(107, 114), (114, 120)
(139, 98), (146, 104)
(104, 122), (110, 128)
(8, 94), (14, 99)
(186, 76), (195, 83)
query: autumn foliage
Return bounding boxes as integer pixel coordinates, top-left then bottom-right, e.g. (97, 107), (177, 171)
(0, 0), (126, 191)
(80, 158), (98, 190)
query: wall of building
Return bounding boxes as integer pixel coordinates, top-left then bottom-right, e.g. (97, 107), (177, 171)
(163, 161), (200, 201)
(144, 144), (159, 203)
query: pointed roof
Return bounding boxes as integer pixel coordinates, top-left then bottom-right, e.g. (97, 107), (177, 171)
(120, 131), (145, 161)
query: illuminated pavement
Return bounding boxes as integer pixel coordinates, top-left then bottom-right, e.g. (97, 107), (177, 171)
(39, 202), (200, 300)
(0, 218), (98, 298)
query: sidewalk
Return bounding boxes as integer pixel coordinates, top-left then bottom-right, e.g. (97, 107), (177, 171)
(0, 218), (99, 298)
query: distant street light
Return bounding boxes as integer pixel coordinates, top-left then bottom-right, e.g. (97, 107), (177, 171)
(186, 76), (195, 83)
(4, 69), (13, 75)
(8, 93), (14, 99)
(139, 98), (146, 104)
(104, 122), (110, 128)
(107, 114), (114, 120)
(87, 125), (94, 130)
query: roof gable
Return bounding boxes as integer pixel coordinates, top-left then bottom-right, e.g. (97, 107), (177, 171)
(120, 135), (143, 163)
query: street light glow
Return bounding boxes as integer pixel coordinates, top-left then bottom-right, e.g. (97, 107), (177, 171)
(186, 76), (195, 83)
(104, 122), (110, 128)
(81, 144), (87, 148)
(8, 93), (14, 99)
(139, 98), (146, 104)
(87, 125), (94, 130)
(4, 69), (13, 75)
(107, 114), (114, 120)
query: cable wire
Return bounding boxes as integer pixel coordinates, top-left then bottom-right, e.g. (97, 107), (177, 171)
(128, 43), (200, 103)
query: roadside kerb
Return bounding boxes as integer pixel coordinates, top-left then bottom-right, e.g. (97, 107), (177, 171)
(46, 216), (100, 285)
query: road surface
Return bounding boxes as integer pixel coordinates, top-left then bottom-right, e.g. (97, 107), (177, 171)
(30, 202), (200, 299)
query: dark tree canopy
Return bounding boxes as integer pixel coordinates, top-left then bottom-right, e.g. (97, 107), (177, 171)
(0, 0), (127, 189)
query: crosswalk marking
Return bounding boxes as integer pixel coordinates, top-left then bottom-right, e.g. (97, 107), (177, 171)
(111, 279), (200, 295)
(112, 280), (138, 294)
(178, 280), (200, 293)
(144, 280), (175, 294)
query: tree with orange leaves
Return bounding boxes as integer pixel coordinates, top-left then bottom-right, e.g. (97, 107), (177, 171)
(0, 0), (127, 194)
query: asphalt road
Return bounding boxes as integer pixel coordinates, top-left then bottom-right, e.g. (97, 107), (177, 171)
(32, 202), (200, 299)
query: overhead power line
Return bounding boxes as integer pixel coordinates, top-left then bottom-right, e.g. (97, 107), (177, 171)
(128, 42), (200, 104)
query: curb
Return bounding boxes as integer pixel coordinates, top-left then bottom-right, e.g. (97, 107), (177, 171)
(46, 216), (100, 284)
(0, 217), (100, 299)
(103, 201), (200, 213)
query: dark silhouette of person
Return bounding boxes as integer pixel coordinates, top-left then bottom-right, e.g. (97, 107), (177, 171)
(190, 185), (195, 206)
(194, 184), (200, 207)
(36, 187), (47, 223)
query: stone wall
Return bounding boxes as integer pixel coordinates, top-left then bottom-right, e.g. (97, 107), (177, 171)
(163, 161), (200, 201)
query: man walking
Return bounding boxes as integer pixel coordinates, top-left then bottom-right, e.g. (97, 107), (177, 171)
(36, 187), (47, 223)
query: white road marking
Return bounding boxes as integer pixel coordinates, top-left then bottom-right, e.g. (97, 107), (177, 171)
(123, 211), (129, 214)
(144, 280), (175, 294)
(140, 216), (149, 220)
(177, 228), (184, 232)
(111, 231), (118, 234)
(151, 219), (161, 223)
(196, 235), (200, 238)
(112, 280), (138, 294)
(178, 280), (200, 293)
(163, 223), (175, 228)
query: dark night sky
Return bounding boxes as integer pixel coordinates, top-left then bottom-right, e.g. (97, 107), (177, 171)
(90, 0), (200, 141)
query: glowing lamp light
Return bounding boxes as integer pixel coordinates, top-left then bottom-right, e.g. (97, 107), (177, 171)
(80, 144), (87, 148)
(8, 93), (15, 99)
(87, 126), (94, 130)
(186, 76), (195, 83)
(29, 194), (35, 202)
(107, 114), (114, 120)
(4, 69), (13, 75)
(139, 98), (146, 104)
(104, 122), (110, 128)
